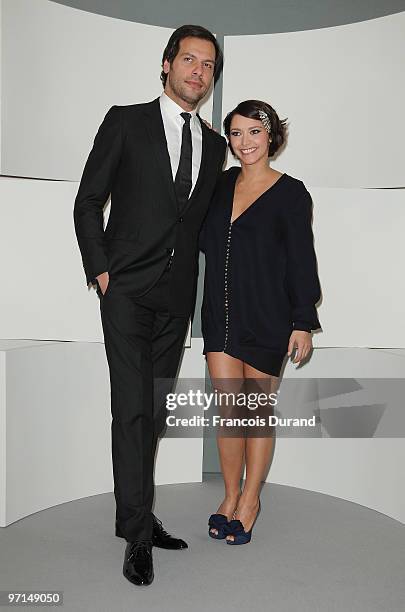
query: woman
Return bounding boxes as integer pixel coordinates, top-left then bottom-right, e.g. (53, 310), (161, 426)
(199, 100), (321, 544)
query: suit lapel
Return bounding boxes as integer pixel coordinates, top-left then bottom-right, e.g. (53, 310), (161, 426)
(143, 98), (178, 212)
(143, 99), (216, 216)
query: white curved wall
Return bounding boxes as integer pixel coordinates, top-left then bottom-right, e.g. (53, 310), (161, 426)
(0, 1), (404, 528)
(3, 341), (403, 525)
(223, 12), (405, 188)
(0, 338), (205, 527)
(267, 347), (405, 524)
(269, 438), (405, 524)
(2, 179), (404, 345)
(309, 186), (405, 347)
(1, 0), (213, 181)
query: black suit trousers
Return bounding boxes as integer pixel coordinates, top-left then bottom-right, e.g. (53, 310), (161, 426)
(97, 267), (189, 542)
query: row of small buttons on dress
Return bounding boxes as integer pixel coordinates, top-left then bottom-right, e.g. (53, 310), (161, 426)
(223, 222), (233, 350)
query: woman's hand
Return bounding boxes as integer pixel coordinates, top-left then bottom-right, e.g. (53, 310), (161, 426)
(287, 330), (312, 365)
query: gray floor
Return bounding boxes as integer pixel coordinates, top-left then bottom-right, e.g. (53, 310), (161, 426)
(1, 474), (404, 612)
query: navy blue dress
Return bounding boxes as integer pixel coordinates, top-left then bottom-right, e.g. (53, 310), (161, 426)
(199, 166), (322, 376)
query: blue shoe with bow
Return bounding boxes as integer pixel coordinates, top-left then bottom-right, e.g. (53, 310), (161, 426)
(208, 513), (229, 539)
(224, 500), (261, 545)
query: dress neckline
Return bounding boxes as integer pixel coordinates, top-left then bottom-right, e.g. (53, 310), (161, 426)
(229, 167), (287, 224)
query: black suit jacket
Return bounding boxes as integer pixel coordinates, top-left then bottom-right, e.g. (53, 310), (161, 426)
(74, 98), (227, 315)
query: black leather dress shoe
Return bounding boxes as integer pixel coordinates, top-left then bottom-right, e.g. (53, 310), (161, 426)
(123, 540), (154, 586)
(115, 516), (188, 549)
(151, 514), (188, 550)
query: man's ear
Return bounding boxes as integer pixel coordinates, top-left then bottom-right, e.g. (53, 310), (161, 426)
(163, 58), (170, 75)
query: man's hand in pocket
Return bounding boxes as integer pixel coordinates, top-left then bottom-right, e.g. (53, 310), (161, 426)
(96, 271), (109, 295)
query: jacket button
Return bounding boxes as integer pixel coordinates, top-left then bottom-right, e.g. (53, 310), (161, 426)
(178, 217), (184, 223)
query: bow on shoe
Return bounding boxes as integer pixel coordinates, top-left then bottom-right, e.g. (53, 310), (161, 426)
(208, 513), (229, 539)
(223, 519), (246, 536)
(208, 514), (228, 528)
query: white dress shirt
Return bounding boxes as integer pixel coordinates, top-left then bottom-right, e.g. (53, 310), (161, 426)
(159, 92), (202, 196)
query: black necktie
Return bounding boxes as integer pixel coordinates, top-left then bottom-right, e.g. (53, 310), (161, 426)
(174, 112), (193, 210)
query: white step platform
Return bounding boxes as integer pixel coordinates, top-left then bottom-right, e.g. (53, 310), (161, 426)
(0, 338), (204, 527)
(268, 348), (405, 524)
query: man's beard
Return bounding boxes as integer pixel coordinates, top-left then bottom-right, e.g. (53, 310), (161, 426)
(168, 74), (207, 107)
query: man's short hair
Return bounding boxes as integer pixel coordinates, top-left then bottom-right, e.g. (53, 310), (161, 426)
(161, 24), (223, 87)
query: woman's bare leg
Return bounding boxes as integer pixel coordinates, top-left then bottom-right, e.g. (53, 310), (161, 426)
(226, 362), (279, 541)
(206, 351), (245, 535)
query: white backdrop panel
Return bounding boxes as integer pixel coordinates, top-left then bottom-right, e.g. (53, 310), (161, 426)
(269, 439), (405, 524)
(1, 0), (213, 181)
(282, 347), (405, 378)
(0, 177), (103, 341)
(0, 338), (205, 526)
(268, 347), (405, 525)
(0, 177), (191, 343)
(312, 186), (405, 347)
(223, 12), (405, 188)
(0, 1), (3, 170)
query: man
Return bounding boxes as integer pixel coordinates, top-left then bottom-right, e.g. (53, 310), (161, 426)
(73, 25), (227, 586)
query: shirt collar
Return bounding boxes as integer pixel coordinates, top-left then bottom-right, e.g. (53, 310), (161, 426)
(160, 92), (198, 122)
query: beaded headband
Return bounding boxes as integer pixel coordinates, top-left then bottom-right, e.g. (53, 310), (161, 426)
(258, 110), (272, 134)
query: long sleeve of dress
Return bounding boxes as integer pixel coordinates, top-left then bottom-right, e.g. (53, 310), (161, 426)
(73, 105), (123, 286)
(283, 186), (322, 332)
